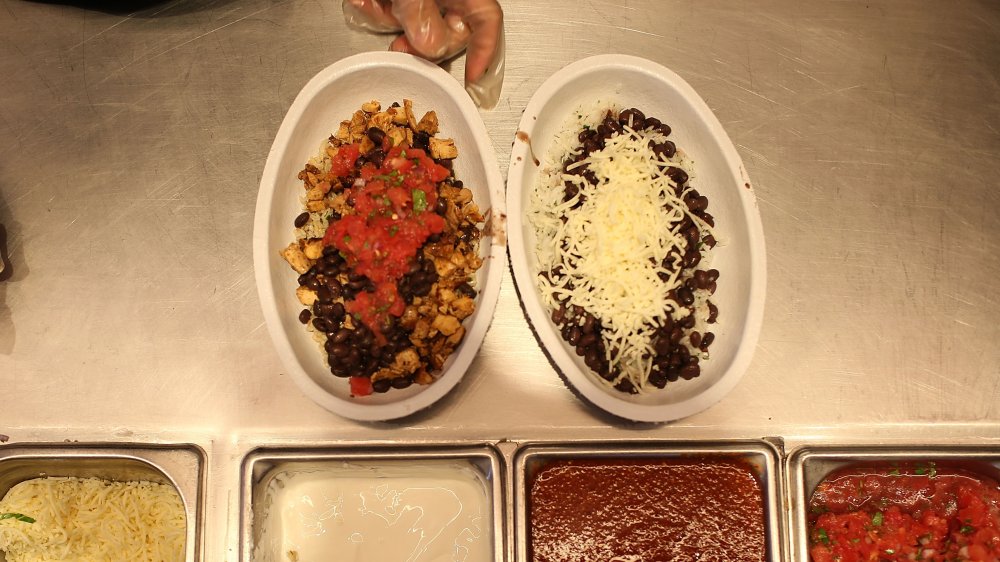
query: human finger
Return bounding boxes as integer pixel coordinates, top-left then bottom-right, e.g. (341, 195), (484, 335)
(342, 0), (401, 33)
(447, 0), (504, 108)
(388, 0), (458, 60)
(388, 10), (470, 62)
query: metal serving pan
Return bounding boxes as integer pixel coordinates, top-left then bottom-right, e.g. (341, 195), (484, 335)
(785, 445), (1000, 561)
(239, 444), (506, 562)
(513, 440), (785, 562)
(0, 443), (206, 562)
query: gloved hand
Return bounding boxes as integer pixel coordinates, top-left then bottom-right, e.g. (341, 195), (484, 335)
(343, 0), (505, 109)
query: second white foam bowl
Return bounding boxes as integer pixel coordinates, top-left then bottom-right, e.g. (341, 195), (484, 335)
(506, 55), (766, 423)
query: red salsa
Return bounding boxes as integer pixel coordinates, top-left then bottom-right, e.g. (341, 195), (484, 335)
(529, 457), (766, 562)
(808, 463), (1000, 562)
(322, 143), (448, 346)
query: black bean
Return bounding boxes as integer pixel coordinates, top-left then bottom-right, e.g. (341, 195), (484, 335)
(665, 367), (681, 382)
(643, 117), (662, 130)
(332, 328), (350, 344)
(456, 282), (477, 298)
(313, 303), (334, 318)
(330, 363), (350, 377)
(551, 306), (566, 324)
(298, 309), (311, 324)
(701, 332), (715, 350)
(707, 281), (717, 295)
(366, 127), (386, 146)
(649, 370), (668, 389)
(561, 324), (573, 341)
(602, 114), (623, 135)
(584, 349), (599, 369)
(391, 377), (413, 389)
(706, 269), (720, 282)
(707, 301), (719, 323)
(680, 363), (700, 380)
(579, 332), (596, 348)
(666, 166), (688, 185)
(568, 326), (582, 346)
(677, 287), (695, 306)
(367, 148), (385, 167)
(346, 348), (360, 367)
(305, 276), (322, 291)
(656, 123), (672, 137)
(689, 331), (702, 349)
(654, 336), (671, 356)
(680, 314), (696, 329)
(615, 379), (637, 394)
(414, 131), (431, 150)
(670, 327), (684, 344)
(684, 250), (702, 268)
(294, 212), (310, 228)
(316, 286), (333, 303)
(353, 156), (367, 169)
(372, 378), (392, 393)
(331, 302), (346, 320)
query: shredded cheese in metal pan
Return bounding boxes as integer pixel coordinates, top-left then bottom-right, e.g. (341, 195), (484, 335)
(0, 477), (185, 562)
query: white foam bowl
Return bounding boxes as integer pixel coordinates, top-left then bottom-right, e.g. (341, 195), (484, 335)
(253, 52), (505, 421)
(507, 55), (766, 423)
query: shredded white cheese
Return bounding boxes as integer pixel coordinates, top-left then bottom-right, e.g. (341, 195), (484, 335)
(529, 104), (716, 393)
(0, 477), (186, 562)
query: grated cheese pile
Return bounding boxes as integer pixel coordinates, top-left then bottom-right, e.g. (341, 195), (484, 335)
(0, 477), (186, 562)
(529, 103), (715, 393)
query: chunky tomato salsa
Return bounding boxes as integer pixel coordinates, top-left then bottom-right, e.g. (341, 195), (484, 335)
(808, 463), (1000, 562)
(323, 143), (448, 344)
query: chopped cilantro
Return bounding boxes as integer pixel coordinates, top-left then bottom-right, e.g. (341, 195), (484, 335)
(961, 524), (975, 534)
(342, 235), (352, 244)
(872, 511), (883, 527)
(412, 189), (428, 213)
(914, 462), (937, 477)
(816, 528), (830, 546)
(389, 225), (399, 237)
(888, 467), (901, 476)
(0, 513), (35, 523)
(885, 549), (895, 555)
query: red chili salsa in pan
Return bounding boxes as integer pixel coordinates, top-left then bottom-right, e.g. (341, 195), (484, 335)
(808, 463), (1000, 562)
(529, 457), (766, 562)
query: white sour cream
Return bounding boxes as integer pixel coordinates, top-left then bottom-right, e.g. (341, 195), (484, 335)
(253, 460), (492, 562)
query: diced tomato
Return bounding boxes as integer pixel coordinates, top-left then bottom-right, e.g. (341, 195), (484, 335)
(329, 143), (360, 178)
(808, 466), (1000, 562)
(349, 376), (373, 397)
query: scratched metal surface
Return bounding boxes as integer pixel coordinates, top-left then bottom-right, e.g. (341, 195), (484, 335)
(0, 0), (998, 559)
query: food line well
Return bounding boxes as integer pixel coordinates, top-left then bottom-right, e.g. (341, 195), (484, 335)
(0, 1), (998, 561)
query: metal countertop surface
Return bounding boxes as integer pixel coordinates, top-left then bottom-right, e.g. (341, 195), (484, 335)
(1, 0), (998, 559)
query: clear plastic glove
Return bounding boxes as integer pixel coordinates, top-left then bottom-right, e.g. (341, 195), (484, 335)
(343, 0), (505, 109)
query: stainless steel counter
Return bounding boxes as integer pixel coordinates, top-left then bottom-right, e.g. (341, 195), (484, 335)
(1, 0), (998, 560)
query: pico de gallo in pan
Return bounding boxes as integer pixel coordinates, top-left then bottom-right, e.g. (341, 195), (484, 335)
(808, 463), (1000, 562)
